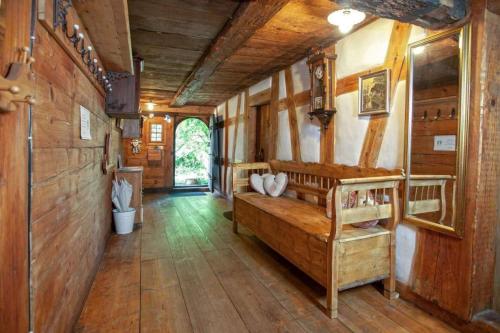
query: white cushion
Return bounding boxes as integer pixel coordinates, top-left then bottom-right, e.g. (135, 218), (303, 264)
(263, 173), (288, 197)
(249, 173), (271, 195)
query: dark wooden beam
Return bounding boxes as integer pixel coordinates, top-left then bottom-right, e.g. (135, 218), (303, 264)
(170, 0), (290, 106)
(337, 0), (468, 29)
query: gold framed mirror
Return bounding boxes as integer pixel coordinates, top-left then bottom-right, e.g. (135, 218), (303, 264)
(403, 25), (471, 238)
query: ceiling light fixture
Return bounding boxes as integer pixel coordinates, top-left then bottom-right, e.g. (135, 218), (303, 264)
(145, 100), (156, 111)
(327, 8), (366, 34)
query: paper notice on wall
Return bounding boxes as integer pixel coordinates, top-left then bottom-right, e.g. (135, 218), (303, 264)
(80, 105), (92, 140)
(433, 135), (456, 151)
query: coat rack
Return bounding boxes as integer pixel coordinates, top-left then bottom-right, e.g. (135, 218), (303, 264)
(0, 47), (36, 112)
(53, 0), (112, 93)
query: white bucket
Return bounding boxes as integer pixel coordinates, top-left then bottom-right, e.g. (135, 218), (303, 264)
(113, 208), (136, 235)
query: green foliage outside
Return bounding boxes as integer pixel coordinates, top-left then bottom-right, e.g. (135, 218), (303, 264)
(175, 118), (210, 186)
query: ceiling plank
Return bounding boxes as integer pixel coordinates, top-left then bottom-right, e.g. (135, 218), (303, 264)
(73, 0), (134, 73)
(170, 0), (291, 106)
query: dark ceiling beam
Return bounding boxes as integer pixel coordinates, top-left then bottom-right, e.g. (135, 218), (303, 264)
(170, 0), (291, 106)
(336, 0), (468, 29)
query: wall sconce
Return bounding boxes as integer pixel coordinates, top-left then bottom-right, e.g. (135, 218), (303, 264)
(165, 114), (172, 123)
(148, 113), (154, 119)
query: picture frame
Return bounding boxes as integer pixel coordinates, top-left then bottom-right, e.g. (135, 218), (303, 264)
(358, 69), (390, 116)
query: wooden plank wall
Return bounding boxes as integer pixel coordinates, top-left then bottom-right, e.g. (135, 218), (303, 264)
(0, 0), (31, 331)
(31, 21), (122, 333)
(123, 117), (174, 189)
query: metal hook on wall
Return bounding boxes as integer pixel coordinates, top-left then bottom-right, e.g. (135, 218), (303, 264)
(421, 110), (428, 121)
(433, 109), (441, 121)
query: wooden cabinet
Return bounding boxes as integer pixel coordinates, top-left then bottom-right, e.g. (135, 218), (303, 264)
(106, 57), (141, 118)
(115, 167), (143, 224)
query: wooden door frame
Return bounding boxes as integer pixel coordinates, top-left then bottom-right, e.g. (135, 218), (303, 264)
(172, 116), (210, 188)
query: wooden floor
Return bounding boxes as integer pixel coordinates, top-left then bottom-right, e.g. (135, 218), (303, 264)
(75, 192), (458, 333)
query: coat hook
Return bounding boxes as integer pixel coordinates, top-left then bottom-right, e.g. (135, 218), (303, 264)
(0, 86), (20, 95)
(433, 109), (441, 121)
(421, 110), (428, 121)
(11, 95), (36, 106)
(449, 107), (456, 119)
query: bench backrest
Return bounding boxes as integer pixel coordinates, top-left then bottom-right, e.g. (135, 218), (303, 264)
(269, 160), (403, 205)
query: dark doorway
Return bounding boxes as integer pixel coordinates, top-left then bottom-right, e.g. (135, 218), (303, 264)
(209, 115), (223, 193)
(254, 103), (271, 162)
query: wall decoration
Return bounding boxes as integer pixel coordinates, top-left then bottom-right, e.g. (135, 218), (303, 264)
(131, 139), (142, 154)
(358, 69), (390, 116)
(306, 49), (336, 129)
(80, 105), (92, 140)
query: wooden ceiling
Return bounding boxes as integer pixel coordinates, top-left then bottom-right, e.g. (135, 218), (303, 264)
(130, 0), (374, 107)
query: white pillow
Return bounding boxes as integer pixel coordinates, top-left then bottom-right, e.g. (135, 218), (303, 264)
(249, 173), (271, 195)
(263, 173), (288, 197)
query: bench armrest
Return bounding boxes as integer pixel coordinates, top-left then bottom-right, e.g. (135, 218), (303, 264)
(232, 162), (272, 194)
(329, 175), (404, 240)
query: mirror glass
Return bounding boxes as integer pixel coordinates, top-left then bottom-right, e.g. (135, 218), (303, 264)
(404, 26), (470, 237)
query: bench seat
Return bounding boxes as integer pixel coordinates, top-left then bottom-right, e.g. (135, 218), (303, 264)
(235, 192), (390, 243)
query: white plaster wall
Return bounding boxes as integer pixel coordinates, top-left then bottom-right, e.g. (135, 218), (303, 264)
(279, 70), (286, 100)
(396, 224), (417, 282)
(336, 19), (393, 79)
(291, 58), (310, 94)
(334, 92), (369, 166)
(277, 110), (292, 160)
(297, 104), (320, 162)
(249, 77), (271, 95)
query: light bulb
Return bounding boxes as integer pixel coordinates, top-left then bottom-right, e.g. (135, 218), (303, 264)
(146, 100), (155, 111)
(339, 24), (354, 33)
(148, 113), (154, 118)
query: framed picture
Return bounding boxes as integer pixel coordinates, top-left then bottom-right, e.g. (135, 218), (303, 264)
(358, 69), (390, 116)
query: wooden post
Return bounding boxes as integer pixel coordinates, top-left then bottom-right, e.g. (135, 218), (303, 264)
(284, 67), (301, 161)
(243, 89), (251, 162)
(269, 72), (280, 160)
(223, 100), (229, 196)
(327, 185), (343, 318)
(384, 184), (401, 300)
(320, 46), (336, 164)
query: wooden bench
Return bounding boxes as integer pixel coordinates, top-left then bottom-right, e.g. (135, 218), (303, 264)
(232, 160), (404, 318)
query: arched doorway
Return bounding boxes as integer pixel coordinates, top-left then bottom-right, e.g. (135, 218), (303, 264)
(174, 118), (210, 187)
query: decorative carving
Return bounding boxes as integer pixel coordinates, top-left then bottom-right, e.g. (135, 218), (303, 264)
(107, 71), (132, 82)
(308, 109), (336, 130)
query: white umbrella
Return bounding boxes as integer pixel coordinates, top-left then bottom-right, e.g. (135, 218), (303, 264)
(112, 178), (133, 212)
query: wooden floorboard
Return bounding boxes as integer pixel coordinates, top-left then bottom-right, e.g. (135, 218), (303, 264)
(76, 193), (458, 333)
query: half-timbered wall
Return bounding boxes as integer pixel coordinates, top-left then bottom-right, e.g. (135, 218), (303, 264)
(216, 9), (500, 324)
(31, 20), (121, 332)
